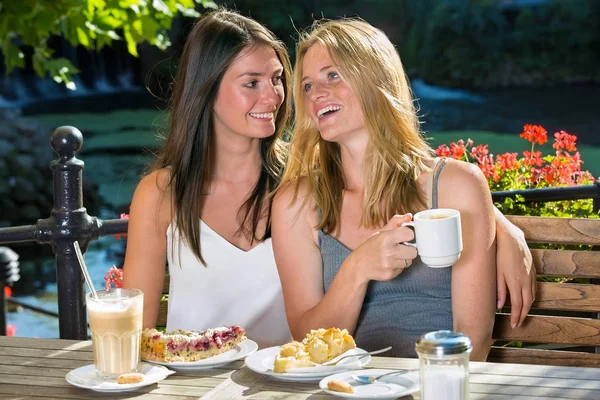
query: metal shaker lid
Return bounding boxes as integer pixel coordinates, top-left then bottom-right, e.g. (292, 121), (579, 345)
(415, 330), (472, 356)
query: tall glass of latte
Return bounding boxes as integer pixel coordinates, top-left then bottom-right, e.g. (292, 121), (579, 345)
(86, 288), (143, 379)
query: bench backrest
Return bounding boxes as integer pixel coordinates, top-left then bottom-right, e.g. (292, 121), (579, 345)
(489, 216), (600, 367)
(157, 278), (169, 327)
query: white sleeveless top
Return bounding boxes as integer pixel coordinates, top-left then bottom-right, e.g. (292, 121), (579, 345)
(166, 220), (292, 348)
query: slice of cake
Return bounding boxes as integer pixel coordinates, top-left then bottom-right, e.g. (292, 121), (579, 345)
(273, 341), (313, 373)
(304, 327), (356, 364)
(273, 327), (356, 373)
(141, 325), (246, 362)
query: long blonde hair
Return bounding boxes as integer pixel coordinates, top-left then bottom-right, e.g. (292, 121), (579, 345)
(280, 19), (433, 234)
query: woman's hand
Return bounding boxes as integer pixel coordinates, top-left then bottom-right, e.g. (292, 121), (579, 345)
(345, 214), (418, 284)
(495, 217), (536, 328)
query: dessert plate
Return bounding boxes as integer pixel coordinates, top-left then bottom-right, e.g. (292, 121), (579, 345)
(319, 369), (420, 399)
(143, 339), (258, 370)
(65, 362), (174, 393)
(244, 346), (371, 382)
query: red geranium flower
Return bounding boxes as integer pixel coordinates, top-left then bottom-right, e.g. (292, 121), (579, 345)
(496, 153), (519, 171)
(552, 130), (578, 152)
(520, 124), (548, 145)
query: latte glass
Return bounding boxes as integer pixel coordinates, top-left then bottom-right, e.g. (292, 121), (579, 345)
(86, 288), (143, 379)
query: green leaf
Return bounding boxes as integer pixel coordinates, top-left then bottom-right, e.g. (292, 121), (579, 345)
(152, 0), (172, 16)
(123, 25), (139, 57)
(140, 15), (161, 40)
(2, 41), (25, 72)
(175, 4), (200, 18)
(77, 27), (90, 47)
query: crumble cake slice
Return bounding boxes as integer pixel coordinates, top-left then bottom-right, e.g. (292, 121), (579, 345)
(273, 327), (356, 373)
(141, 325), (246, 362)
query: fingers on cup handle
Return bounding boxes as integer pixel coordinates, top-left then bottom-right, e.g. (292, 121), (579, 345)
(385, 214), (413, 230)
(400, 221), (416, 247)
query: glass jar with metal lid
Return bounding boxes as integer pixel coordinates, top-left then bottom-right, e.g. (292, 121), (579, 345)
(415, 330), (472, 400)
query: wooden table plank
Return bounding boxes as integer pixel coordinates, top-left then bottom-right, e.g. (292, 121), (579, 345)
(0, 347), (94, 360)
(2, 337), (600, 399)
(0, 356), (91, 369)
(0, 384), (206, 399)
(0, 337), (92, 351)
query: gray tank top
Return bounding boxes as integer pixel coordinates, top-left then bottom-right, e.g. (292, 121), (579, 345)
(319, 158), (452, 357)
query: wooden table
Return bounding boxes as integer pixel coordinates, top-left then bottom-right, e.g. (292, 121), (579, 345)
(1, 336), (600, 399)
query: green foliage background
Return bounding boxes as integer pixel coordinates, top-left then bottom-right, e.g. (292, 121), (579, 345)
(0, 0), (216, 89)
(227, 0), (600, 88)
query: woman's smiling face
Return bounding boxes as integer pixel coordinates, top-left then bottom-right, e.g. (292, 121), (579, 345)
(213, 45), (285, 141)
(300, 44), (366, 144)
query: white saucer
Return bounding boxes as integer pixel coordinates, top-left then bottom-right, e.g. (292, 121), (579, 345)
(65, 362), (175, 393)
(244, 346), (371, 382)
(143, 339), (258, 370)
(319, 369), (419, 399)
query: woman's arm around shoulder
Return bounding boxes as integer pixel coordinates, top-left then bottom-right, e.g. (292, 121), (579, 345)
(122, 168), (173, 329)
(437, 159), (496, 361)
(494, 207), (536, 328)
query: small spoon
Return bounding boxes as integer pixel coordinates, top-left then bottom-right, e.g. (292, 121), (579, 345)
(310, 346), (393, 366)
(351, 369), (413, 384)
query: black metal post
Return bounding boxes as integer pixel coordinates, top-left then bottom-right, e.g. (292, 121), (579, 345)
(39, 127), (96, 339)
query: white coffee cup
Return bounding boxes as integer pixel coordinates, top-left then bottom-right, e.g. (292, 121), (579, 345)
(402, 208), (463, 268)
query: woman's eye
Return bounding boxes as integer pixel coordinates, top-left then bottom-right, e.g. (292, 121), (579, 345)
(244, 80), (258, 88)
(328, 71), (339, 80)
(303, 83), (313, 92)
(273, 75), (284, 85)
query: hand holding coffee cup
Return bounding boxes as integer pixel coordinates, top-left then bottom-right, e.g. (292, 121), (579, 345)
(401, 208), (463, 268)
(348, 214), (418, 283)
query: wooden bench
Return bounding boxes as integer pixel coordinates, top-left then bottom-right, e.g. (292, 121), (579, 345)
(156, 278), (169, 328)
(489, 215), (600, 367)
(156, 216), (600, 367)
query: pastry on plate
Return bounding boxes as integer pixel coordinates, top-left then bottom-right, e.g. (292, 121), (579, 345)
(117, 372), (144, 384)
(141, 325), (246, 363)
(273, 327), (356, 373)
(327, 380), (355, 393)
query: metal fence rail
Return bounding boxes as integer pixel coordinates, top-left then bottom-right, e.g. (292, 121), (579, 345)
(0, 126), (599, 339)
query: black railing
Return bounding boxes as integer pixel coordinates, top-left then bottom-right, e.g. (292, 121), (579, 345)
(0, 126), (128, 340)
(493, 185), (600, 213)
(0, 125), (599, 339)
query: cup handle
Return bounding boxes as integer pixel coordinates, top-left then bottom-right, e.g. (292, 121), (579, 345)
(401, 221), (417, 248)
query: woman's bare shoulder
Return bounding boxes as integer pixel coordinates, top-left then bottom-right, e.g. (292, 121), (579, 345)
(136, 168), (171, 195)
(437, 159), (491, 208)
(274, 177), (313, 209)
(131, 168), (173, 225)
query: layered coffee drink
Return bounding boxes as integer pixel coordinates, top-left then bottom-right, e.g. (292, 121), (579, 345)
(426, 214), (450, 220)
(87, 289), (143, 378)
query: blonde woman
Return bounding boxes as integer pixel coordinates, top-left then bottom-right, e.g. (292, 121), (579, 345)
(272, 19), (530, 360)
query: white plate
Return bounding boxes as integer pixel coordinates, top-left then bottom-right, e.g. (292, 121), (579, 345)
(319, 369), (420, 399)
(244, 346), (371, 382)
(143, 339), (258, 370)
(65, 362), (175, 393)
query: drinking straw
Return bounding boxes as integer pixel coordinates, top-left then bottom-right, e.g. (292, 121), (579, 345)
(73, 241), (99, 300)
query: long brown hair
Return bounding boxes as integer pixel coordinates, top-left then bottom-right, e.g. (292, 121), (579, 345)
(152, 9), (291, 265)
(280, 19), (432, 234)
